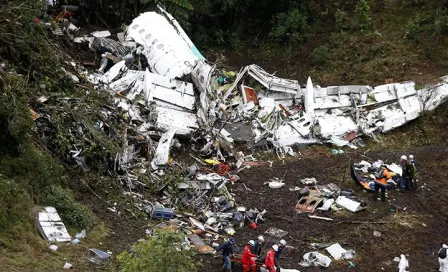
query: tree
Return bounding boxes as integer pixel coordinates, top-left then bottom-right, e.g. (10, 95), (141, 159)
(117, 227), (198, 272)
(355, 0), (372, 31)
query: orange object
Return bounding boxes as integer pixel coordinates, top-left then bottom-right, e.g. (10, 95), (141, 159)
(375, 168), (392, 185)
(216, 163), (232, 176)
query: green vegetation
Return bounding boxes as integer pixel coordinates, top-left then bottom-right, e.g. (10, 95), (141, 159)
(117, 227), (199, 272)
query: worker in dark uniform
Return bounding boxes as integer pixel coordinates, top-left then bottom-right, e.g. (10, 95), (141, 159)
(252, 235), (265, 263)
(215, 237), (235, 272)
(400, 155), (412, 190)
(274, 239), (286, 271)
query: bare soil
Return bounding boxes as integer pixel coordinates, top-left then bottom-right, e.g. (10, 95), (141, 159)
(199, 145), (448, 271)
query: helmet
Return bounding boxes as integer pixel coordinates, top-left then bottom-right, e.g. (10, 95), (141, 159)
(409, 155), (414, 160)
(258, 235), (265, 243)
(248, 240), (255, 246)
(280, 239), (286, 246)
(401, 155), (407, 161)
(272, 245), (279, 251)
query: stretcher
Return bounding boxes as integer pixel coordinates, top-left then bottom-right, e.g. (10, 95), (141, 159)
(230, 254), (264, 272)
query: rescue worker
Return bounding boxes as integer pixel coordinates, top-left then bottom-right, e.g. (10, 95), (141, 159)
(215, 237), (235, 272)
(373, 166), (392, 202)
(241, 240), (258, 272)
(439, 244), (448, 272)
(274, 239), (286, 270)
(251, 235), (265, 256)
(265, 245), (278, 272)
(400, 155), (412, 190)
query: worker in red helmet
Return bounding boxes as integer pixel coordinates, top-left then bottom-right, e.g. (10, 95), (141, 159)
(241, 240), (258, 272)
(264, 245), (278, 272)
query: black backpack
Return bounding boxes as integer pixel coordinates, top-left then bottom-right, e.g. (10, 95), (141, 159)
(439, 247), (447, 259)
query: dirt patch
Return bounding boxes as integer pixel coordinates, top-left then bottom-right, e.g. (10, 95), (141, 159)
(200, 145), (448, 271)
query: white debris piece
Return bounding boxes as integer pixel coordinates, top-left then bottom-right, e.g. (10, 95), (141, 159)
(101, 60), (126, 83)
(91, 30), (111, 38)
(225, 65), (300, 99)
(37, 207), (71, 242)
(299, 252), (332, 267)
(325, 243), (347, 260)
(63, 262), (72, 269)
(150, 106), (198, 135)
(304, 77), (314, 114)
(317, 115), (358, 138)
(152, 129), (176, 166)
(398, 254), (409, 272)
(126, 12), (200, 79)
(336, 196), (365, 212)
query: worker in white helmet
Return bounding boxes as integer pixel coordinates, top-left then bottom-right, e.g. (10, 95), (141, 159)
(264, 245), (278, 272)
(242, 240), (258, 272)
(274, 239), (287, 269)
(400, 155), (412, 190)
(251, 235), (265, 256)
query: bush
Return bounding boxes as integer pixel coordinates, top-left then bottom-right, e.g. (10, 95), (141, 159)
(405, 14), (423, 40)
(42, 186), (94, 230)
(310, 46), (331, 65)
(355, 0), (372, 31)
(435, 8), (448, 35)
(269, 8), (309, 43)
(335, 9), (349, 31)
(0, 178), (31, 234)
(117, 227), (198, 272)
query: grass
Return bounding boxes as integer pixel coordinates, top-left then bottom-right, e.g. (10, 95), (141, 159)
(0, 223), (110, 272)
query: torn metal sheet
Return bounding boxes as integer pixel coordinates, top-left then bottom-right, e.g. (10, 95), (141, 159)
(241, 85), (259, 105)
(101, 60), (127, 83)
(296, 197), (323, 213)
(371, 82), (416, 103)
(152, 129), (176, 166)
(419, 80), (448, 111)
(317, 115), (358, 138)
(110, 70), (196, 110)
(148, 105), (198, 136)
(87, 248), (111, 264)
(225, 65), (300, 99)
(126, 12), (199, 78)
(37, 207), (72, 242)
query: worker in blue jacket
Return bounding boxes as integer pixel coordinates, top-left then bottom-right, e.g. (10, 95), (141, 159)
(215, 237), (235, 272)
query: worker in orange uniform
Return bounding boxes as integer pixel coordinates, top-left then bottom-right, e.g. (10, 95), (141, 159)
(242, 240), (258, 272)
(264, 245), (278, 272)
(373, 166), (392, 202)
